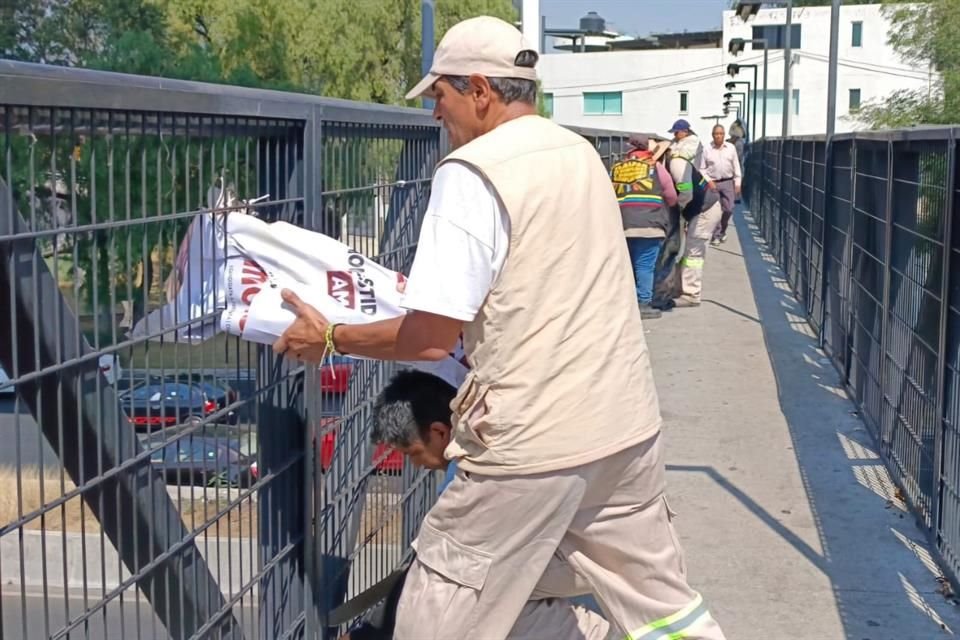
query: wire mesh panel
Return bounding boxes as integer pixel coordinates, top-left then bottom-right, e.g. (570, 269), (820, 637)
(881, 138), (951, 525)
(807, 140), (827, 331)
(745, 129), (960, 588)
(0, 62), (643, 640)
(0, 62), (448, 640)
(940, 139), (960, 581)
(762, 139), (783, 252)
(307, 118), (442, 639)
(0, 102), (305, 638)
(781, 139), (803, 298)
(823, 138), (855, 373)
(847, 139), (889, 433)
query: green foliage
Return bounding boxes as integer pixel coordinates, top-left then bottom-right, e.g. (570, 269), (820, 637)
(854, 0), (960, 128)
(536, 81), (551, 118)
(786, 0), (892, 5)
(2, 0), (517, 338)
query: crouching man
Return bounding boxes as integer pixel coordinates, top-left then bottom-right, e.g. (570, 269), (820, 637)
(342, 370), (611, 640)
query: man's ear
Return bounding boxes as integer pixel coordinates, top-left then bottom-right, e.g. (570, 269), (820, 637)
(468, 74), (494, 108)
(429, 421), (451, 445)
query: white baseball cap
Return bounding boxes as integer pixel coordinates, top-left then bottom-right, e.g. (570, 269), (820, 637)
(405, 16), (539, 101)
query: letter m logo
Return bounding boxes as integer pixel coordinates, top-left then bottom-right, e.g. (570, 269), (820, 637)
(327, 271), (356, 309)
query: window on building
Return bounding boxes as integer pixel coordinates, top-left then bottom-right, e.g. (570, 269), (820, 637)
(542, 92), (554, 118)
(752, 24), (802, 50)
(851, 21), (863, 47)
(679, 91), (689, 114)
(755, 89), (801, 118)
(583, 92), (622, 115)
(849, 88), (862, 112)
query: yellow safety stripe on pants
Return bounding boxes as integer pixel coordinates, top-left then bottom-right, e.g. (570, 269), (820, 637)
(681, 256), (704, 269)
(625, 594), (712, 640)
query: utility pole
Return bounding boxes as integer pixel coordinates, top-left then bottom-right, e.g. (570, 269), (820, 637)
(782, 0), (793, 136)
(826, 0), (841, 136)
(522, 0), (541, 52)
(421, 0), (435, 109)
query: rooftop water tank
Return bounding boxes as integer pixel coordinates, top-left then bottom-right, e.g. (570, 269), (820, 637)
(579, 11), (606, 34)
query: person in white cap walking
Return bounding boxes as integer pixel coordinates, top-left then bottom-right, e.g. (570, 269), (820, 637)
(274, 15), (726, 640)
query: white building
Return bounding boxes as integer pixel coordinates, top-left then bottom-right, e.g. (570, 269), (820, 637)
(536, 4), (934, 138)
(539, 47), (733, 138)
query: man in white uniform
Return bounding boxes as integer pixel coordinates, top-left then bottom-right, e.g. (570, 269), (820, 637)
(274, 16), (725, 640)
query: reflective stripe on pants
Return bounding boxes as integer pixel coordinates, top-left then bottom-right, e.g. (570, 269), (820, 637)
(626, 593), (719, 639)
(393, 434), (726, 640)
(680, 202), (722, 302)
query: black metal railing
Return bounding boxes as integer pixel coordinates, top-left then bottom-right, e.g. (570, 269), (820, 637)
(0, 60), (629, 640)
(746, 128), (960, 587)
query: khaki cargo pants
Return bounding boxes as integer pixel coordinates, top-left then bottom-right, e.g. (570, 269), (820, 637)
(393, 433), (725, 640)
(680, 201), (723, 302)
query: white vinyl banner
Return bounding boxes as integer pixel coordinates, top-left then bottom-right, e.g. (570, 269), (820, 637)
(132, 195), (467, 388)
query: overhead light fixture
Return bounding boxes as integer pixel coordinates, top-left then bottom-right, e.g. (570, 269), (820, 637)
(735, 1), (762, 21)
(727, 63), (741, 77)
(725, 81), (737, 90)
(723, 92), (733, 99)
(728, 38), (746, 55)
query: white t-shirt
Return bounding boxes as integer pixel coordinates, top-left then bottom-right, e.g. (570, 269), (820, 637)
(401, 162), (510, 321)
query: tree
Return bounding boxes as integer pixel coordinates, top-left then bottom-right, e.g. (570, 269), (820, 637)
(155, 0), (517, 103)
(786, 0), (884, 5)
(854, 0), (960, 128)
(3, 0), (518, 338)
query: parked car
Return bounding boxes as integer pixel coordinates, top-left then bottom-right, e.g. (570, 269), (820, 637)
(162, 373), (239, 423)
(121, 381), (225, 431)
(115, 371), (161, 394)
(191, 423), (257, 457)
(144, 433), (257, 488)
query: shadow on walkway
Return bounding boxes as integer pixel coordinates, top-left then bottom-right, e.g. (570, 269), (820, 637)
(647, 206), (960, 639)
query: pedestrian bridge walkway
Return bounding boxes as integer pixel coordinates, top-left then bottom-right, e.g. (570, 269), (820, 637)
(651, 206), (960, 639)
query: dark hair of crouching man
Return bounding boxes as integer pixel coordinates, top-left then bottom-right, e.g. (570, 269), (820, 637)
(339, 370), (458, 640)
(371, 370), (457, 471)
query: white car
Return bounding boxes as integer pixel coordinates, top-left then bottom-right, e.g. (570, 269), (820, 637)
(0, 355), (121, 395)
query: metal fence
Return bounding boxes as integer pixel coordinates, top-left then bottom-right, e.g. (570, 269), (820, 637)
(746, 128), (960, 586)
(0, 60), (629, 640)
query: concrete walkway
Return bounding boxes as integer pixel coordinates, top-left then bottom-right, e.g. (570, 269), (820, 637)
(648, 206), (960, 640)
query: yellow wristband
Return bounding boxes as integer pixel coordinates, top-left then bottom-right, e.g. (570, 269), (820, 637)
(325, 323), (341, 357)
(323, 323), (337, 356)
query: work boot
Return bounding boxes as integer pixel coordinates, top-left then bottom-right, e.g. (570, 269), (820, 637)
(639, 304), (662, 320)
(673, 295), (701, 308)
(652, 298), (675, 311)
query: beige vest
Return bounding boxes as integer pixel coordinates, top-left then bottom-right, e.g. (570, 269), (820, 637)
(441, 115), (661, 475)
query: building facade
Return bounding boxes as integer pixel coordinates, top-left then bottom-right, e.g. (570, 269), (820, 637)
(537, 4), (933, 138)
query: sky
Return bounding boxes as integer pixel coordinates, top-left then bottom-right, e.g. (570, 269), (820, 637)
(539, 0), (731, 39)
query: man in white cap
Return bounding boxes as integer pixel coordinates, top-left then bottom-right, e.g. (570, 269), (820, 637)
(274, 15), (725, 640)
